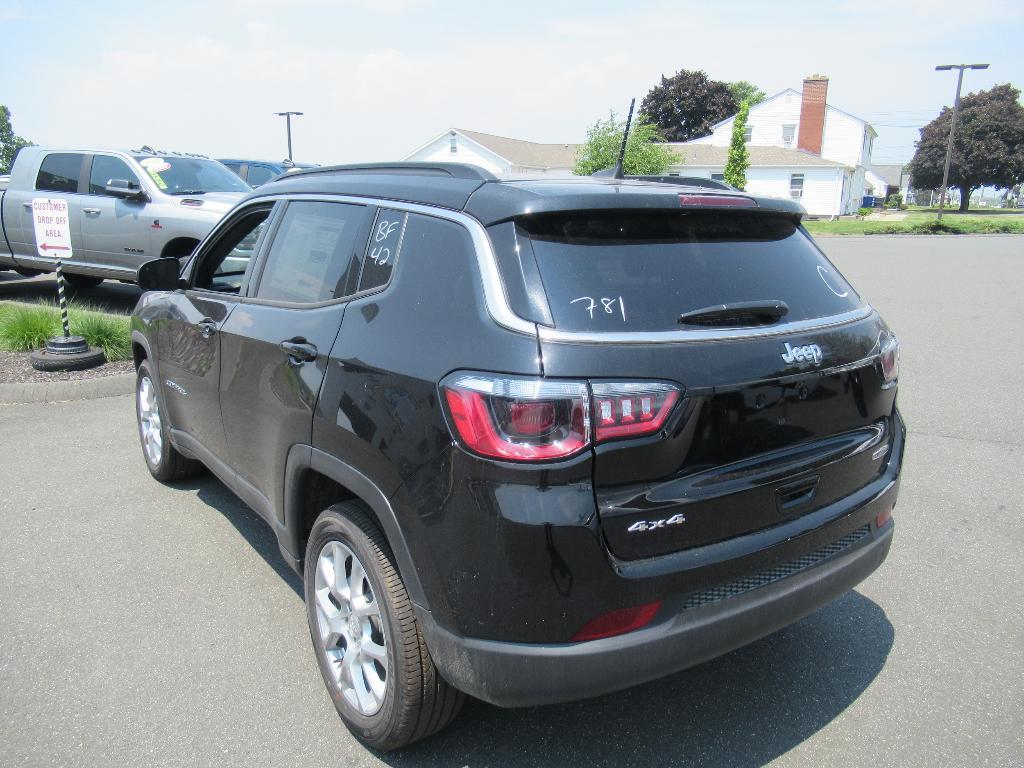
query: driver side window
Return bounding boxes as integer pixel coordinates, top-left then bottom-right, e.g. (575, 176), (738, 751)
(192, 206), (273, 294)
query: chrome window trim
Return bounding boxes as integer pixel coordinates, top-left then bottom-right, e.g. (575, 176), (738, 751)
(238, 192), (874, 344)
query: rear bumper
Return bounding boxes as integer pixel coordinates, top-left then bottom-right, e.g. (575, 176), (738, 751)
(420, 512), (894, 708)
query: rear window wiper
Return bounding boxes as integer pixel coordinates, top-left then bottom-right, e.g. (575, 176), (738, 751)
(678, 300), (789, 327)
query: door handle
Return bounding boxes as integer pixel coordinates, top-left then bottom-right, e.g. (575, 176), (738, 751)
(280, 339), (318, 364)
(83, 207), (101, 215)
(197, 319), (218, 339)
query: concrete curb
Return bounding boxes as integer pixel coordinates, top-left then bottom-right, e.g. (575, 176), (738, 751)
(0, 371), (135, 404)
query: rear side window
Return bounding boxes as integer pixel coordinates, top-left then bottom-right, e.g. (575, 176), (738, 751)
(517, 212), (861, 332)
(36, 153), (85, 193)
(357, 209), (407, 293)
(255, 201), (372, 304)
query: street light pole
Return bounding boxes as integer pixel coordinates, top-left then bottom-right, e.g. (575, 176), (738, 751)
(934, 64), (988, 220)
(274, 111), (304, 161)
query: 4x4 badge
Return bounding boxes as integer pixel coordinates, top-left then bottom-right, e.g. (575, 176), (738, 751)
(781, 342), (823, 366)
(627, 513), (686, 533)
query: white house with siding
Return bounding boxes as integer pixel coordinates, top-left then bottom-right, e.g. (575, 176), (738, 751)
(403, 128), (577, 176)
(405, 76), (877, 216)
(680, 75), (878, 216)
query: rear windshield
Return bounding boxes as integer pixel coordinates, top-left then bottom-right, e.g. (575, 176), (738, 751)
(517, 212), (861, 332)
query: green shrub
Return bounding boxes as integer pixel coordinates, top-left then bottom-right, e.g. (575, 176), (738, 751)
(857, 207), (873, 217)
(0, 303), (58, 351)
(0, 301), (132, 361)
(886, 193), (904, 209)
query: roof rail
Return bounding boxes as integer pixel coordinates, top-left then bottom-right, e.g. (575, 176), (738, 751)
(284, 162), (498, 182)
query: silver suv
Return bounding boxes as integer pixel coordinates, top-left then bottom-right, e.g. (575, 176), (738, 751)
(0, 146), (249, 287)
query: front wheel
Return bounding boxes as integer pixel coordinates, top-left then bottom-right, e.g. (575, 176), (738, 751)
(305, 503), (463, 750)
(135, 360), (204, 482)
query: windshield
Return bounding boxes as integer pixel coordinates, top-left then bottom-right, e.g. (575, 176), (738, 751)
(133, 156), (250, 194)
(517, 211), (863, 332)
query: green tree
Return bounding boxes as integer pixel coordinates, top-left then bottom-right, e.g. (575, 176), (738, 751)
(908, 83), (1024, 212)
(729, 81), (766, 107)
(724, 101), (751, 190)
(640, 69), (737, 142)
(573, 111), (676, 176)
(0, 106), (33, 174)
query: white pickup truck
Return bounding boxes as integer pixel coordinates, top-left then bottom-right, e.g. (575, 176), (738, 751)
(0, 146), (249, 287)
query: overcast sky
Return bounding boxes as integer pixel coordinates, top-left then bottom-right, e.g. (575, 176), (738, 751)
(2, 0), (1020, 167)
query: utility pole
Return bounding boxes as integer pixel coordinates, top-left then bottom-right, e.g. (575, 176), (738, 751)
(934, 64), (988, 220)
(274, 111), (304, 161)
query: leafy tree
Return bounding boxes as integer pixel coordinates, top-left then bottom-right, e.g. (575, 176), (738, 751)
(908, 83), (1024, 212)
(729, 81), (766, 107)
(724, 101), (751, 190)
(0, 106), (33, 174)
(573, 111), (676, 176)
(640, 69), (737, 142)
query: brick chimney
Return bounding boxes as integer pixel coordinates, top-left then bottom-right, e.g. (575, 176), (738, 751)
(797, 74), (829, 155)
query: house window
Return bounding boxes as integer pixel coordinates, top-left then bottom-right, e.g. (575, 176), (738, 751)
(450, 134), (457, 154)
(743, 125), (752, 143)
(782, 125), (796, 147)
(711, 173), (725, 181)
(790, 173), (805, 199)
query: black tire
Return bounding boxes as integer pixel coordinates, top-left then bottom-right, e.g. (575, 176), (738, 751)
(29, 347), (105, 371)
(64, 273), (104, 289)
(304, 502), (464, 750)
(135, 360), (204, 482)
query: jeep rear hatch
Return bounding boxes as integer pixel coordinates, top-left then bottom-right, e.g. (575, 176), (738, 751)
(510, 210), (898, 560)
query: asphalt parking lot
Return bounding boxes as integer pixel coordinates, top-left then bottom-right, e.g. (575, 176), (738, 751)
(1, 235), (1022, 767)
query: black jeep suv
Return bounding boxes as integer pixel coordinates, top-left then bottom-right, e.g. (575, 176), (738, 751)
(131, 163), (904, 750)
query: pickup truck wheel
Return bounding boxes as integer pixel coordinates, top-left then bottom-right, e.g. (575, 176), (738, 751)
(64, 273), (104, 289)
(135, 361), (203, 482)
(305, 503), (464, 750)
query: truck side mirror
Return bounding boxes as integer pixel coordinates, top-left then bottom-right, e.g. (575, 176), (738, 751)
(137, 258), (182, 292)
(105, 179), (149, 202)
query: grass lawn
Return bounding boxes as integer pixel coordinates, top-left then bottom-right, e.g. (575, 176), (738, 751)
(804, 212), (1024, 236)
(0, 300), (132, 361)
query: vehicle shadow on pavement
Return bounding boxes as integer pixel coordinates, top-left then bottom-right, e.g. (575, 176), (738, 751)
(180, 475), (305, 598)
(391, 592), (893, 768)
(176, 472), (893, 767)
(0, 272), (142, 315)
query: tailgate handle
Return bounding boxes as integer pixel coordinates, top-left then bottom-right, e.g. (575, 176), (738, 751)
(776, 477), (820, 512)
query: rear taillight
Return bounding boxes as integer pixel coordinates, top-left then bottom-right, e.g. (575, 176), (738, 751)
(880, 334), (899, 384)
(441, 374), (682, 462)
(591, 382), (680, 441)
(442, 374), (590, 461)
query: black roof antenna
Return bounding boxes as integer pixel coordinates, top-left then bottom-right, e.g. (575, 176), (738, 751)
(611, 98), (635, 180)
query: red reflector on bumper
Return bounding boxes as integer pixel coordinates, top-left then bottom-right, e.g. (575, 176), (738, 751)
(571, 601), (662, 642)
(876, 506), (892, 528)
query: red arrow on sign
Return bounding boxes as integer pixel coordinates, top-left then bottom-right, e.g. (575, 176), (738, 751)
(40, 243), (70, 252)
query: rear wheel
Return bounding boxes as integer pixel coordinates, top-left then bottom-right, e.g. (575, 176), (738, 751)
(64, 273), (104, 289)
(135, 360), (204, 482)
(305, 503), (463, 750)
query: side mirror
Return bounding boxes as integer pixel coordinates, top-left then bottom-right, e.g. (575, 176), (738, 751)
(105, 179), (149, 202)
(137, 258), (182, 292)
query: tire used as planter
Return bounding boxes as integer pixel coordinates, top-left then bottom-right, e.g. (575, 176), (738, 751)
(30, 346), (106, 371)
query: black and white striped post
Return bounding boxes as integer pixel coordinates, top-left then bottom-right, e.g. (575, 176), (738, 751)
(54, 256), (70, 338)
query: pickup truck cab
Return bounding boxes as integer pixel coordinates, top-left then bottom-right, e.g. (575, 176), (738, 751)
(0, 146), (249, 286)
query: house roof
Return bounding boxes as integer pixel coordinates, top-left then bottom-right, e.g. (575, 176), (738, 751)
(455, 129), (579, 170)
(666, 143), (850, 169)
(867, 164), (906, 187)
(707, 88), (877, 137)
